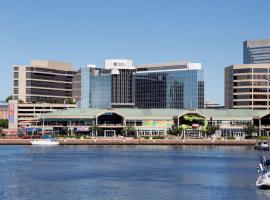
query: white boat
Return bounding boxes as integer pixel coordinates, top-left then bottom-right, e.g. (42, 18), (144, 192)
(256, 155), (270, 189)
(30, 138), (59, 145)
(30, 104), (59, 146)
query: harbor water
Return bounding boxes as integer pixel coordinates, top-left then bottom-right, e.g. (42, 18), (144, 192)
(0, 145), (269, 200)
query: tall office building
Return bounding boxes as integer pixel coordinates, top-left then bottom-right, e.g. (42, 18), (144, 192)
(224, 64), (270, 109)
(243, 39), (270, 64)
(73, 59), (135, 108)
(13, 60), (76, 104)
(135, 61), (204, 109)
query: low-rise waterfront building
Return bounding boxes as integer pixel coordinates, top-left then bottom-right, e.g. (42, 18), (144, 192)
(35, 108), (270, 138)
(8, 100), (76, 129)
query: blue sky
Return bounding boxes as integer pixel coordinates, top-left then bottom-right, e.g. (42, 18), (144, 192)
(0, 0), (269, 104)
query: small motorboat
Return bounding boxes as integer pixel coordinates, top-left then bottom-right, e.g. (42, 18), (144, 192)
(30, 138), (59, 145)
(255, 140), (270, 151)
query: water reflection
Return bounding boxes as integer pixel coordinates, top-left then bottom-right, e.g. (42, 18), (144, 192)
(0, 145), (262, 200)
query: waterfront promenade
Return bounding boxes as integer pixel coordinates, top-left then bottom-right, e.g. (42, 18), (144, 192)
(0, 138), (256, 145)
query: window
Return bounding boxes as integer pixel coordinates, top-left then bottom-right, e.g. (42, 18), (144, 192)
(13, 72), (18, 78)
(253, 68), (268, 73)
(233, 88), (252, 93)
(233, 68), (252, 74)
(233, 81), (252, 86)
(14, 80), (18, 86)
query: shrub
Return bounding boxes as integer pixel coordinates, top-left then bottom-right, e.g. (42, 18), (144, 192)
(142, 136), (150, 139)
(152, 136), (164, 139)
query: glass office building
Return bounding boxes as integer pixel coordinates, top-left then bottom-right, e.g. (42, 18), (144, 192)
(73, 60), (204, 110)
(244, 39), (270, 64)
(73, 66), (112, 109)
(135, 62), (204, 109)
(73, 60), (136, 109)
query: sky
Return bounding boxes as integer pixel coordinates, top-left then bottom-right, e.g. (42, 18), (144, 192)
(0, 0), (269, 104)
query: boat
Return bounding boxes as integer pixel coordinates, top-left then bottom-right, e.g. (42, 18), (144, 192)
(254, 140), (270, 151)
(30, 104), (59, 145)
(30, 138), (59, 145)
(256, 154), (270, 189)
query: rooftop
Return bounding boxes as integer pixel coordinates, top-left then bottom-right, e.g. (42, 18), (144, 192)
(41, 108), (270, 120)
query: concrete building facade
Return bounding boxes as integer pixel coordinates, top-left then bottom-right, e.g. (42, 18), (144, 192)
(13, 60), (76, 104)
(8, 100), (76, 129)
(225, 64), (270, 109)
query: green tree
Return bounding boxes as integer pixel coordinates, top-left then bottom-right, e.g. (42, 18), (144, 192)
(122, 126), (136, 136)
(5, 95), (12, 103)
(91, 125), (101, 136)
(169, 127), (183, 135)
(205, 125), (219, 137)
(0, 119), (8, 129)
(243, 124), (257, 138)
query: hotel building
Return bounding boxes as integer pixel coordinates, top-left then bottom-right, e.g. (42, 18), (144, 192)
(244, 39), (270, 64)
(73, 60), (204, 110)
(13, 60), (76, 104)
(135, 61), (204, 109)
(73, 59), (136, 109)
(224, 64), (270, 109)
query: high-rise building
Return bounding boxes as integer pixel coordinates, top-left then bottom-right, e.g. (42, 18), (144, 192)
(73, 59), (135, 109)
(224, 64), (270, 109)
(13, 60), (76, 104)
(243, 39), (270, 64)
(135, 61), (204, 109)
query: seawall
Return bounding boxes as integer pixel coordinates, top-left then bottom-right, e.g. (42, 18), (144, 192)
(0, 139), (256, 146)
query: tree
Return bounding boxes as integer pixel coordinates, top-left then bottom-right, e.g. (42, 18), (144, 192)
(91, 125), (101, 136)
(122, 126), (136, 137)
(0, 119), (8, 129)
(169, 126), (183, 136)
(5, 95), (12, 103)
(243, 124), (258, 138)
(205, 125), (219, 137)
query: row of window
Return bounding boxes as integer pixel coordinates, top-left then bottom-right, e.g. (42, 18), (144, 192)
(234, 88), (270, 93)
(233, 81), (269, 86)
(233, 68), (269, 74)
(233, 101), (268, 106)
(233, 75), (269, 80)
(234, 94), (270, 99)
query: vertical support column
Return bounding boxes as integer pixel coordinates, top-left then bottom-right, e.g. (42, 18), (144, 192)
(259, 118), (261, 137)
